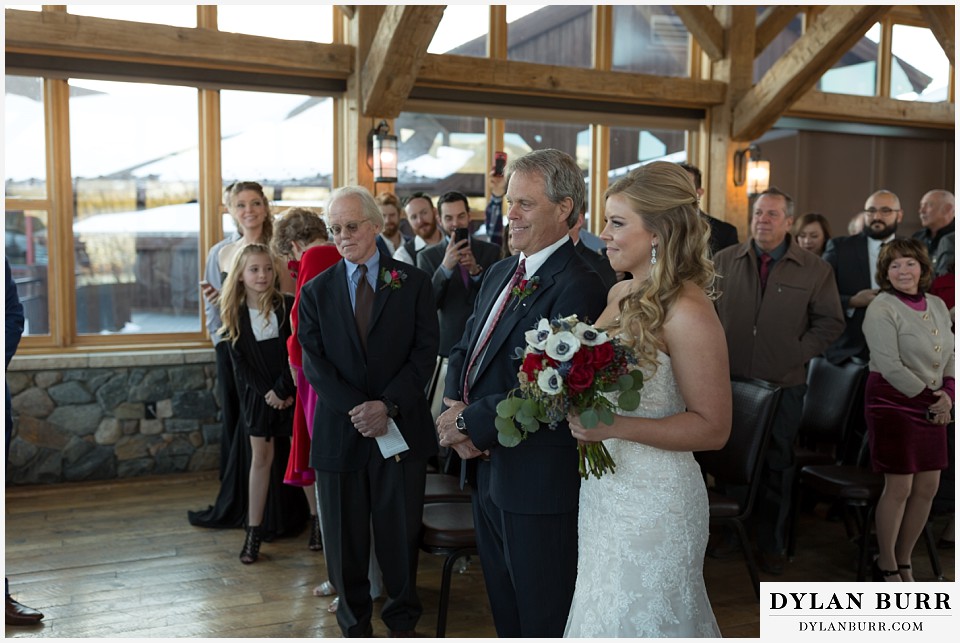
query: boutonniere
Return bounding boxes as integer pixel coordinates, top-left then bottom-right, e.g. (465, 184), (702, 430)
(511, 276), (540, 309)
(379, 266), (407, 291)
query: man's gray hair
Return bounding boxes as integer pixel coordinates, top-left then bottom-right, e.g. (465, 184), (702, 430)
(508, 149), (585, 228)
(326, 185), (384, 228)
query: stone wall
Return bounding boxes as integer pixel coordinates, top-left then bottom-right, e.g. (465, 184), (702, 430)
(6, 350), (221, 485)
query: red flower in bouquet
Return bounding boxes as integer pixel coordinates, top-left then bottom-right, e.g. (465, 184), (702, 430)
(495, 314), (645, 479)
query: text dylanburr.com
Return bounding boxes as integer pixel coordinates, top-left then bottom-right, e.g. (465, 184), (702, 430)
(761, 582), (955, 638)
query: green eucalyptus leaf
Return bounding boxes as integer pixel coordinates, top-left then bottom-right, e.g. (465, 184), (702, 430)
(618, 389), (640, 411)
(495, 415), (517, 434)
(618, 374), (634, 391)
(496, 397), (520, 418)
(521, 398), (539, 417)
(521, 416), (540, 433)
(631, 370), (644, 389)
(580, 407), (599, 429)
(598, 406), (615, 425)
(498, 431), (522, 447)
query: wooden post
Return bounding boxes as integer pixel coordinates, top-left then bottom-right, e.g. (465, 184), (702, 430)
(704, 6), (754, 238)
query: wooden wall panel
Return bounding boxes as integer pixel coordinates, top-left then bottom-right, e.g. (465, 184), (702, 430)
(757, 130), (955, 242)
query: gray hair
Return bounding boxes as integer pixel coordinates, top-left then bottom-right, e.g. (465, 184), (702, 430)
(326, 185), (384, 228)
(508, 149), (585, 228)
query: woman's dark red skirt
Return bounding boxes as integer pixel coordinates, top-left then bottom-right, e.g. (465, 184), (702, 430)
(865, 371), (948, 474)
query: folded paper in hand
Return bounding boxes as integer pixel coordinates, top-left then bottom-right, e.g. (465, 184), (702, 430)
(376, 418), (409, 459)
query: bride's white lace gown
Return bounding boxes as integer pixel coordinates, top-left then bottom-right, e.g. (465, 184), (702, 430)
(564, 351), (721, 638)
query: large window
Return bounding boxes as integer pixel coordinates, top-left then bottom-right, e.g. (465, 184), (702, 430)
(429, 6), (489, 56)
(220, 90), (334, 229)
(818, 23), (881, 97)
(66, 4), (196, 28)
(612, 5), (689, 77)
(217, 4), (333, 43)
(507, 6), (592, 69)
(890, 24), (950, 102)
(394, 112), (487, 206)
(69, 80), (200, 335)
(6, 75), (50, 337)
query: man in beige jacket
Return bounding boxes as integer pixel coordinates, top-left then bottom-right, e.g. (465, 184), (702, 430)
(712, 187), (844, 576)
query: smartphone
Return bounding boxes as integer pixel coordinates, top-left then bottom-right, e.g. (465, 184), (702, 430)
(454, 227), (469, 244)
(494, 151), (508, 177)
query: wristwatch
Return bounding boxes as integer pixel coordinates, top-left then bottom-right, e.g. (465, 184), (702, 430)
(381, 397), (399, 419)
(455, 412), (468, 436)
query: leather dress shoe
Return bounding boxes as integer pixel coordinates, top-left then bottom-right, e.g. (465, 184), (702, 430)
(6, 595), (44, 626)
(759, 551), (786, 576)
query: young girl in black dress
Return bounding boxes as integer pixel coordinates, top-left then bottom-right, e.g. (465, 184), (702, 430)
(219, 243), (297, 563)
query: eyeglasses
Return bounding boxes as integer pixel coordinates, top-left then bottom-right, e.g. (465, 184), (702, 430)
(329, 219), (370, 236)
(865, 207), (900, 216)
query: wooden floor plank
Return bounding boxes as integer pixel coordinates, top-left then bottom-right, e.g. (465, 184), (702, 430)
(5, 471), (954, 638)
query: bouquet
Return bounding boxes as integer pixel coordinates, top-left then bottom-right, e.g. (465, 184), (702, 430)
(494, 314), (644, 480)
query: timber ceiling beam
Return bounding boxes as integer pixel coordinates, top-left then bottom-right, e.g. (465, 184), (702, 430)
(788, 90), (955, 129)
(732, 4), (889, 141)
(416, 53), (726, 109)
(4, 9), (353, 78)
(919, 5), (955, 67)
(754, 6), (800, 57)
(673, 5), (725, 62)
(360, 4), (445, 117)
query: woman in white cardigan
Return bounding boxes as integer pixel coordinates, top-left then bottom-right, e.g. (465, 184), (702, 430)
(863, 238), (954, 582)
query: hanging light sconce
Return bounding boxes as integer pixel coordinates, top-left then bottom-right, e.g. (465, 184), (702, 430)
(367, 120), (398, 183)
(733, 143), (770, 196)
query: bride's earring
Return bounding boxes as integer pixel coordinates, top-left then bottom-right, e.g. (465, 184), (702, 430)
(650, 244), (658, 265)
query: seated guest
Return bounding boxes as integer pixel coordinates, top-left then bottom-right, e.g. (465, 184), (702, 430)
(863, 239), (954, 581)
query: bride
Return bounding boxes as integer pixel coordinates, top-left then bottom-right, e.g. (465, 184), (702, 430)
(564, 161), (731, 638)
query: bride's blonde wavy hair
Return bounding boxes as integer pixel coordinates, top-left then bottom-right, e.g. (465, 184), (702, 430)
(605, 161), (717, 371)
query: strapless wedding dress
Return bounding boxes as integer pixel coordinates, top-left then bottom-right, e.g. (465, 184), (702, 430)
(564, 351), (721, 638)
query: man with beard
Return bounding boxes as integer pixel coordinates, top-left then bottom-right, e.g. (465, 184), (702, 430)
(394, 192), (444, 266)
(375, 192), (411, 255)
(823, 189), (903, 365)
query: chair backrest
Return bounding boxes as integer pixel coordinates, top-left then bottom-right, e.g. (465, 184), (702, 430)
(799, 357), (868, 446)
(696, 377), (781, 488)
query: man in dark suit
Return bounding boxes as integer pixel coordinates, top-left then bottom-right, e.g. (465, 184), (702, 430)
(298, 186), (439, 638)
(824, 189), (903, 365)
(436, 150), (607, 637)
(6, 259), (44, 626)
(417, 190), (503, 357)
(678, 162), (739, 254)
(570, 210), (617, 291)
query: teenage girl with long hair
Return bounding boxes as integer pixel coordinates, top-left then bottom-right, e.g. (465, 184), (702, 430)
(219, 243), (297, 563)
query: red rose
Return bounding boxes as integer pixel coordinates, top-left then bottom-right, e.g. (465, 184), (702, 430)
(592, 343), (614, 370)
(572, 346), (595, 369)
(391, 270), (399, 280)
(520, 352), (542, 379)
(567, 361), (595, 393)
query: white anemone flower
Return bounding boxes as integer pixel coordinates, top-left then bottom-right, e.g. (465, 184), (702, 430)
(524, 318), (552, 350)
(537, 366), (563, 395)
(573, 322), (608, 346)
(545, 330), (580, 362)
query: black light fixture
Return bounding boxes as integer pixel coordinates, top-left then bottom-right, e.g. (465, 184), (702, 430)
(367, 120), (398, 183)
(733, 143), (770, 196)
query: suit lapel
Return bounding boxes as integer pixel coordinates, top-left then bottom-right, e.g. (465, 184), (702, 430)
(464, 258), (520, 358)
(855, 234), (871, 287)
(369, 253), (396, 334)
(473, 242), (574, 383)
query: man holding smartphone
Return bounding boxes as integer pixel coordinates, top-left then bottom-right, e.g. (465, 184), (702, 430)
(417, 191), (503, 357)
